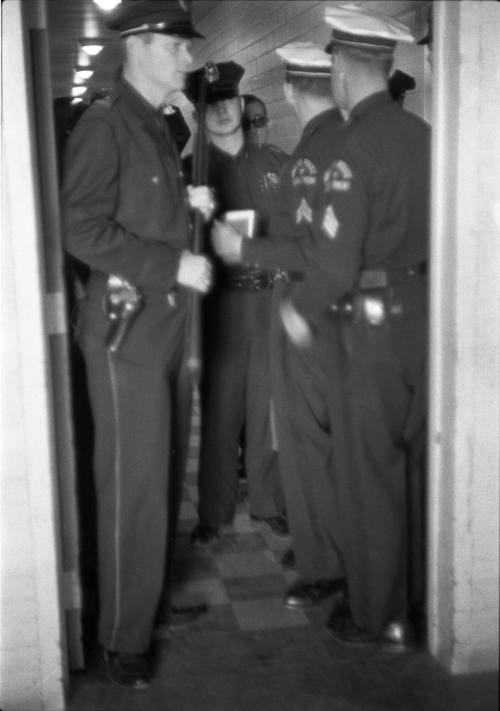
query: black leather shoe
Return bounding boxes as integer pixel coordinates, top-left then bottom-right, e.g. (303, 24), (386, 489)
(190, 524), (219, 546)
(250, 514), (289, 538)
(380, 621), (416, 653)
(326, 607), (377, 647)
(167, 604), (208, 630)
(326, 609), (415, 652)
(104, 650), (150, 690)
(284, 578), (346, 609)
(280, 548), (295, 570)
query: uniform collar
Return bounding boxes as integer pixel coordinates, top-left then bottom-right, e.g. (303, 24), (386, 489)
(116, 74), (162, 125)
(303, 106), (343, 138)
(349, 90), (392, 122)
(209, 140), (247, 162)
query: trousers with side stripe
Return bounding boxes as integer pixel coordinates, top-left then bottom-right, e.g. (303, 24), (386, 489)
(78, 280), (191, 654)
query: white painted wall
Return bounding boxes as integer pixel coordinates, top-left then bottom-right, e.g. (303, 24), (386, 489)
(428, 0), (500, 674)
(1, 1), (66, 709)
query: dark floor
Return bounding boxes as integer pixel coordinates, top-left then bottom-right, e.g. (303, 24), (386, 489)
(68, 396), (498, 711)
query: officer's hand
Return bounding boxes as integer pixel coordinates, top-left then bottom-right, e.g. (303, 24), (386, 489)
(176, 250), (213, 293)
(280, 299), (312, 349)
(187, 185), (216, 222)
(211, 219), (242, 264)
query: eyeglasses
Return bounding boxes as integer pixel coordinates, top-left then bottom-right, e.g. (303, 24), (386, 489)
(243, 114), (269, 129)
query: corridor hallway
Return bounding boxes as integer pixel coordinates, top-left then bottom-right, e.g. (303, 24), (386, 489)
(68, 396), (497, 711)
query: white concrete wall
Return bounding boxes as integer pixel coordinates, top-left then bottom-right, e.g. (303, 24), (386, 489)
(428, 0), (500, 674)
(1, 1), (66, 709)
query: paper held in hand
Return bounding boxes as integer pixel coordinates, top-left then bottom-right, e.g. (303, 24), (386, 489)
(222, 210), (258, 238)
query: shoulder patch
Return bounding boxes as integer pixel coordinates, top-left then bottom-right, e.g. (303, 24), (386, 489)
(291, 158), (317, 187)
(323, 159), (352, 193)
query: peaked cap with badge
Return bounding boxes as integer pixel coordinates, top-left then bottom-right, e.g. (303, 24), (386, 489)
(106, 0), (204, 38)
(324, 3), (415, 55)
(276, 41), (332, 78)
(184, 61), (245, 105)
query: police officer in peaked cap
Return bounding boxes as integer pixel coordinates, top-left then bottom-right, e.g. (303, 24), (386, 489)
(211, 42), (348, 606)
(284, 4), (428, 650)
(62, 0), (216, 689)
(183, 61), (290, 549)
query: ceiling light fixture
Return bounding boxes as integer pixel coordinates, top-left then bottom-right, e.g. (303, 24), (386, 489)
(79, 39), (104, 56)
(71, 86), (88, 98)
(75, 68), (94, 81)
(93, 0), (122, 10)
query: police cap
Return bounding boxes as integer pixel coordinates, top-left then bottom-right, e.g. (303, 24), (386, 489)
(106, 0), (204, 39)
(276, 41), (331, 78)
(184, 61), (245, 105)
(324, 3), (414, 55)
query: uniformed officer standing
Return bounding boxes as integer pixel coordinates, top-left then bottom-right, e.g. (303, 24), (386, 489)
(62, 1), (215, 689)
(212, 43), (347, 607)
(184, 62), (290, 545)
(281, 5), (430, 649)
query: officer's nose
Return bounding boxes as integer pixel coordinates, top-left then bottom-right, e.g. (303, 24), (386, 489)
(215, 101), (229, 116)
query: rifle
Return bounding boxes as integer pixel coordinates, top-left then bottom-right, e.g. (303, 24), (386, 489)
(185, 61), (219, 386)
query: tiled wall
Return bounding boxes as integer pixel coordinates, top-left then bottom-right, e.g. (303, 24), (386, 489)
(183, 0), (430, 154)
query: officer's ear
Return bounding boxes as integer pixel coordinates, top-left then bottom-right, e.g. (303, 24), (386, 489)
(239, 95), (245, 113)
(283, 80), (294, 106)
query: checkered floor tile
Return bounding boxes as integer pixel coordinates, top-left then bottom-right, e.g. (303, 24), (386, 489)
(172, 389), (301, 634)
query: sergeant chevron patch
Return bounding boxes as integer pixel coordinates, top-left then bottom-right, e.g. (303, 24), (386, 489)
(296, 197), (313, 224)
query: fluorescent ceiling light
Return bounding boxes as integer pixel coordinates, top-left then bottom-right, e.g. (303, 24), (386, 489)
(71, 86), (88, 97)
(75, 68), (94, 81)
(93, 0), (122, 10)
(80, 40), (104, 56)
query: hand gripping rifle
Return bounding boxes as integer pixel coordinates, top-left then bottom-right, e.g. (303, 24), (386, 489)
(185, 61), (219, 386)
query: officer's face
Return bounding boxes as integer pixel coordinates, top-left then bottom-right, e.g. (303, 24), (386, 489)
(330, 51), (347, 109)
(205, 97), (242, 137)
(242, 100), (268, 147)
(139, 33), (193, 96)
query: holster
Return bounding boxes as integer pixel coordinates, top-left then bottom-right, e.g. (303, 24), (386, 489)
(332, 288), (399, 327)
(103, 274), (144, 353)
(331, 267), (406, 327)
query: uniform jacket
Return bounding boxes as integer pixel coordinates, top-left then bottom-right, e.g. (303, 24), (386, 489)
(62, 76), (190, 295)
(241, 107), (344, 273)
(62, 77), (193, 367)
(292, 91), (430, 322)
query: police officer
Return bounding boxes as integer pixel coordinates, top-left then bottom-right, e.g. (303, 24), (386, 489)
(282, 5), (429, 649)
(184, 62), (290, 546)
(62, 1), (215, 689)
(241, 93), (271, 148)
(212, 43), (347, 608)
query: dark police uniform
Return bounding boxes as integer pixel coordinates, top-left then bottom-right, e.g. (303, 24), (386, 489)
(241, 106), (346, 582)
(291, 90), (430, 634)
(197, 140), (288, 528)
(63, 75), (194, 654)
